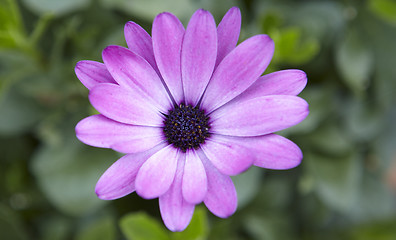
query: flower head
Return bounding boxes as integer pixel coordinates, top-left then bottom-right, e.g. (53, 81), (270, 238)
(75, 7), (309, 231)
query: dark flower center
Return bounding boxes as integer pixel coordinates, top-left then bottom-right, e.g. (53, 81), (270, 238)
(163, 104), (211, 152)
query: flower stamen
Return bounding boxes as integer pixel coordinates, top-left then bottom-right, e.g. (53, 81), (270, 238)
(163, 104), (211, 152)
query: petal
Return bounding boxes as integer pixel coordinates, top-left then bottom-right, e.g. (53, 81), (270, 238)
(200, 134), (254, 176)
(200, 35), (275, 113)
(89, 83), (163, 127)
(182, 150), (207, 204)
(135, 145), (179, 199)
(216, 7), (241, 67)
(75, 60), (116, 90)
(95, 149), (156, 200)
(212, 134), (303, 170)
(152, 12), (185, 104)
(210, 95), (309, 136)
(124, 21), (158, 72)
(159, 158), (195, 232)
(232, 70), (307, 103)
(102, 45), (172, 112)
(75, 114), (164, 153)
(198, 150), (237, 218)
(181, 9), (217, 106)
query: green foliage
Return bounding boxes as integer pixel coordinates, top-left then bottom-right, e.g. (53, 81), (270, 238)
(1, 0), (396, 239)
(120, 207), (208, 240)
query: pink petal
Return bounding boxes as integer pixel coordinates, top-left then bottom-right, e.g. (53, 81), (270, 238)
(89, 83), (163, 127)
(200, 134), (254, 176)
(152, 12), (185, 104)
(135, 145), (179, 199)
(75, 60), (116, 90)
(198, 150), (237, 218)
(182, 150), (207, 204)
(232, 70), (307, 104)
(200, 35), (274, 113)
(216, 7), (241, 67)
(159, 158), (195, 232)
(102, 45), (172, 112)
(181, 9), (217, 106)
(213, 134), (303, 170)
(95, 150), (156, 200)
(210, 95), (309, 136)
(75, 114), (164, 154)
(124, 21), (158, 72)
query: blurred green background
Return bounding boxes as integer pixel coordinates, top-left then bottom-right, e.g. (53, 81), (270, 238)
(1, 0), (396, 239)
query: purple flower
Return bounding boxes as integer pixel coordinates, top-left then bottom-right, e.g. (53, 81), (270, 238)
(75, 7), (308, 231)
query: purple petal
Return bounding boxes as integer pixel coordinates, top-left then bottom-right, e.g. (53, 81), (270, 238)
(233, 70), (307, 104)
(135, 145), (179, 199)
(124, 21), (158, 72)
(159, 158), (195, 232)
(102, 45), (172, 112)
(95, 150), (154, 200)
(210, 95), (309, 136)
(89, 83), (163, 127)
(200, 134), (254, 176)
(198, 150), (237, 218)
(75, 60), (116, 90)
(200, 35), (274, 113)
(75, 114), (164, 153)
(214, 134), (303, 170)
(182, 150), (207, 204)
(181, 9), (217, 106)
(216, 7), (241, 67)
(152, 12), (185, 104)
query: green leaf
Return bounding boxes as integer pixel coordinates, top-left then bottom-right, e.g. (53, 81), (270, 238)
(0, 0), (25, 48)
(100, 0), (197, 21)
(75, 216), (117, 240)
(31, 137), (118, 216)
(21, 0), (90, 15)
(336, 29), (373, 95)
(306, 123), (352, 156)
(120, 212), (171, 240)
(305, 152), (362, 212)
(272, 27), (320, 65)
(368, 0), (396, 25)
(232, 167), (261, 208)
(0, 203), (28, 240)
(171, 207), (208, 240)
(0, 86), (43, 135)
(346, 219), (396, 240)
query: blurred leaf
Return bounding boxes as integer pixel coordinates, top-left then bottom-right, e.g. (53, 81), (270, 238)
(368, 0), (396, 25)
(289, 1), (345, 40)
(232, 167), (261, 208)
(0, 203), (28, 240)
(305, 152), (362, 212)
(343, 98), (384, 142)
(336, 29), (373, 95)
(0, 86), (43, 135)
(75, 216), (116, 240)
(243, 214), (294, 240)
(271, 27), (320, 65)
(346, 219), (396, 240)
(120, 212), (171, 240)
(21, 0), (90, 15)
(40, 216), (71, 240)
(307, 123), (352, 156)
(100, 0), (197, 21)
(0, 0), (25, 49)
(31, 137), (118, 216)
(172, 207), (208, 240)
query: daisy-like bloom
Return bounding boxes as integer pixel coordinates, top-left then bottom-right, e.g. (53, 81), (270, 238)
(75, 7), (308, 231)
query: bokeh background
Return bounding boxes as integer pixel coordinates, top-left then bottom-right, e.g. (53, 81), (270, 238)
(1, 0), (396, 239)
